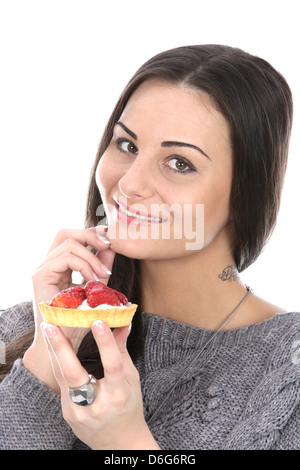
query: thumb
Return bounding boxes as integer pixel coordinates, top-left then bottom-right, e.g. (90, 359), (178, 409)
(113, 324), (132, 355)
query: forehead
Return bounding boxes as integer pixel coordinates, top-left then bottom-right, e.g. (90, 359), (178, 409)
(119, 79), (231, 148)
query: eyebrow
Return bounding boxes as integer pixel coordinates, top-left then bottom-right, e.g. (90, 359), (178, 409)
(116, 121), (211, 160)
(116, 122), (137, 140)
(161, 141), (211, 160)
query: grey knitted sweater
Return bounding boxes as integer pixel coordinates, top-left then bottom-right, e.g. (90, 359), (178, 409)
(0, 301), (299, 450)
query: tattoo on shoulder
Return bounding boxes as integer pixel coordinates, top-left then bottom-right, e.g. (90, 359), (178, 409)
(218, 265), (239, 282)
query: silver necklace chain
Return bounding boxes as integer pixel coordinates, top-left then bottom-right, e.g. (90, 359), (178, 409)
(147, 285), (253, 425)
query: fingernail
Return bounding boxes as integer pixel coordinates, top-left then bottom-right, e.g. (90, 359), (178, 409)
(103, 266), (112, 275)
(96, 235), (111, 245)
(41, 323), (57, 339)
(93, 320), (106, 335)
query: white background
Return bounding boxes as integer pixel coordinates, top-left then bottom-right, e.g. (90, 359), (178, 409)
(0, 0), (299, 310)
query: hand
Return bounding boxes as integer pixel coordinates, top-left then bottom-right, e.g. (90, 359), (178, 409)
(41, 320), (160, 450)
(23, 226), (115, 392)
(33, 226), (114, 305)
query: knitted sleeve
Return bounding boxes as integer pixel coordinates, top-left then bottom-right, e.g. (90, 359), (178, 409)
(0, 358), (78, 449)
(223, 316), (300, 450)
(0, 302), (79, 450)
(0, 301), (34, 342)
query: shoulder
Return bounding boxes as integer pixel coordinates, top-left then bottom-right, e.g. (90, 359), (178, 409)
(248, 311), (300, 386)
(224, 311), (300, 449)
(0, 301), (34, 342)
(266, 311), (300, 368)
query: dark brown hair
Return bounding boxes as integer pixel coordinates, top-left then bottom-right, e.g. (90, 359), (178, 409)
(1, 44), (293, 380)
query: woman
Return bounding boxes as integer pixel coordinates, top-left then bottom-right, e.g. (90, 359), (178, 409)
(0, 45), (299, 450)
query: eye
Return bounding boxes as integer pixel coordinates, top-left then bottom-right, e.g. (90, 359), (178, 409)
(167, 157), (196, 174)
(116, 138), (138, 155)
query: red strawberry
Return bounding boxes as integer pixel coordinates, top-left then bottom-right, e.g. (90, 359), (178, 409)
(112, 290), (128, 305)
(86, 287), (121, 308)
(49, 286), (86, 309)
(84, 280), (128, 308)
(84, 280), (104, 296)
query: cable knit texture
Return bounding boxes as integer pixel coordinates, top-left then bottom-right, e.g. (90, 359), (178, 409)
(0, 302), (299, 449)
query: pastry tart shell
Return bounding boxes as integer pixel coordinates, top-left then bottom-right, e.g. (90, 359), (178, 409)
(39, 301), (137, 328)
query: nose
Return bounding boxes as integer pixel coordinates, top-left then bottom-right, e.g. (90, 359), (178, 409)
(118, 154), (156, 200)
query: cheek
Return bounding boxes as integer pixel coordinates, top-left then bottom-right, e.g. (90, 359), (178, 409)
(96, 156), (109, 192)
(200, 180), (232, 242)
(96, 153), (119, 200)
(95, 156), (118, 227)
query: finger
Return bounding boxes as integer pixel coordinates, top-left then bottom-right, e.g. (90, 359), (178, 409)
(33, 250), (101, 304)
(92, 320), (127, 388)
(93, 225), (110, 244)
(41, 325), (67, 389)
(49, 250), (111, 285)
(44, 238), (112, 277)
(95, 246), (115, 276)
(36, 253), (101, 297)
(46, 227), (110, 256)
(41, 323), (90, 389)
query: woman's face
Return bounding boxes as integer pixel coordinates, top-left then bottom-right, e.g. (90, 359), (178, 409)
(96, 80), (233, 260)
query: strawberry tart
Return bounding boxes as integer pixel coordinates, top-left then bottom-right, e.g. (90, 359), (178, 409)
(39, 281), (137, 328)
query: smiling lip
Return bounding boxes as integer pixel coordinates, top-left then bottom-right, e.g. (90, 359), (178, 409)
(114, 199), (167, 225)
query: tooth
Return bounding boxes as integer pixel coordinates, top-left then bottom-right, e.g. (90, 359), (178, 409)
(119, 203), (161, 222)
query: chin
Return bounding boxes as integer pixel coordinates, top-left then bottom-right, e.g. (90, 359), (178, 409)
(108, 237), (157, 260)
(109, 235), (197, 262)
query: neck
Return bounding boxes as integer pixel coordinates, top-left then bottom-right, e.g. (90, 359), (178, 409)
(140, 248), (249, 330)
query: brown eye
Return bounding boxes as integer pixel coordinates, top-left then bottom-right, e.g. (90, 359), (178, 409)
(175, 160), (188, 170)
(168, 157), (193, 173)
(120, 140), (138, 154)
(128, 143), (138, 154)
